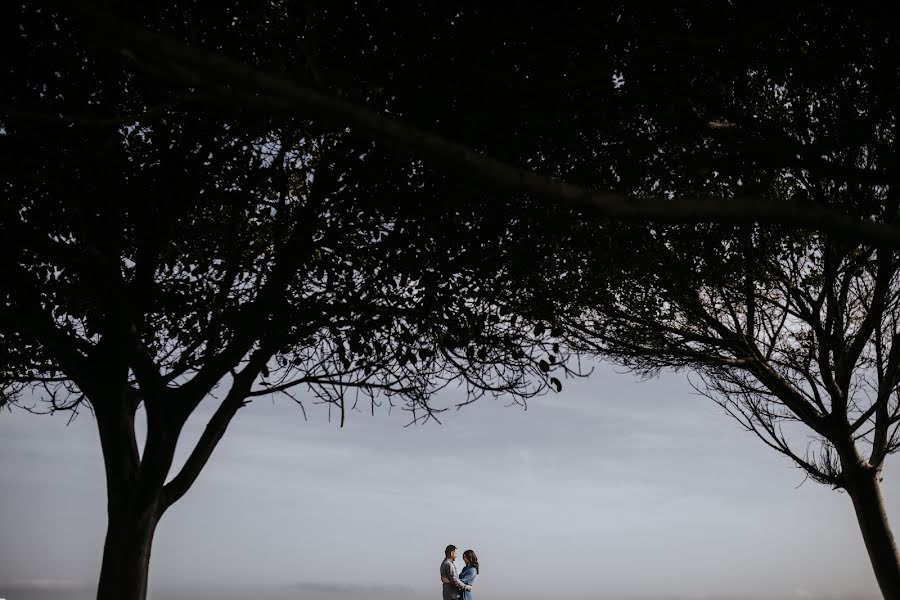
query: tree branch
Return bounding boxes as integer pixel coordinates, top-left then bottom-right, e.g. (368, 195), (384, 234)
(70, 4), (900, 247)
(161, 345), (272, 510)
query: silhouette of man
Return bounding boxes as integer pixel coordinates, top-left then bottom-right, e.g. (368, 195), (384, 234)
(440, 544), (472, 600)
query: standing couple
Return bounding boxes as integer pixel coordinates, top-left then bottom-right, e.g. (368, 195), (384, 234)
(440, 544), (480, 600)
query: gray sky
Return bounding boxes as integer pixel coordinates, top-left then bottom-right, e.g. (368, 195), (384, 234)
(0, 363), (894, 600)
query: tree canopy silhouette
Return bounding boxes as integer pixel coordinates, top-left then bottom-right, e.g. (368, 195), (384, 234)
(3, 2), (900, 599)
(58, 1), (900, 245)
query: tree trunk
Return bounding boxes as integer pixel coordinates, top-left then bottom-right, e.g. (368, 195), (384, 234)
(846, 469), (900, 599)
(95, 496), (161, 600)
(92, 390), (171, 600)
(89, 369), (240, 599)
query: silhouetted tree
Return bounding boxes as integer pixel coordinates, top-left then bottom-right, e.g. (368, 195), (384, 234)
(0, 117), (562, 599)
(519, 10), (900, 595)
(0, 5), (569, 599)
(554, 225), (900, 597)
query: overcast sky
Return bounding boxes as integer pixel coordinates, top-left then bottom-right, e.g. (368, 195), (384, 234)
(0, 363), (894, 600)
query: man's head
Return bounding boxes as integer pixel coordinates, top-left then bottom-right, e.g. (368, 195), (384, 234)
(445, 545), (457, 560)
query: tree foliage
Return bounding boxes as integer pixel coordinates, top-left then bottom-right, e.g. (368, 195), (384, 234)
(4, 2), (900, 599)
(2, 2), (573, 423)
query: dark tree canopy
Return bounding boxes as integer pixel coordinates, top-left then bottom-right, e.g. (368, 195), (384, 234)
(2, 2), (575, 418)
(51, 1), (899, 242)
(3, 2), (900, 599)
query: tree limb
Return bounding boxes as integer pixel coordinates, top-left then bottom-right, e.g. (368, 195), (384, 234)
(69, 4), (900, 247)
(161, 345), (272, 510)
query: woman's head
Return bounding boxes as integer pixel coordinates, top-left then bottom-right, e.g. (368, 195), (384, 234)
(462, 549), (480, 574)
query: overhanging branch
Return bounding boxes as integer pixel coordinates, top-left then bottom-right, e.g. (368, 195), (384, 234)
(70, 4), (900, 247)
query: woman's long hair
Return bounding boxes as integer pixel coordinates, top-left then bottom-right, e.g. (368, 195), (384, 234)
(462, 549), (480, 574)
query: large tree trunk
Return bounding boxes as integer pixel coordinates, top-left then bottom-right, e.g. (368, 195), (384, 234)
(95, 496), (161, 600)
(92, 389), (173, 600)
(845, 469), (900, 599)
(88, 364), (250, 599)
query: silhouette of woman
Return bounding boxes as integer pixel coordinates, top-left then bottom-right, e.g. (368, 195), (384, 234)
(459, 549), (479, 600)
